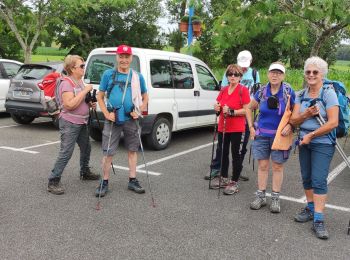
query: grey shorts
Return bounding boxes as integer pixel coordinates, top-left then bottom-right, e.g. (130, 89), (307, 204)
(102, 120), (140, 156)
(252, 135), (290, 164)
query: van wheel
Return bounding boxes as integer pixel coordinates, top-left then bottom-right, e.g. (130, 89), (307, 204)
(89, 127), (102, 142)
(10, 113), (35, 124)
(146, 117), (171, 150)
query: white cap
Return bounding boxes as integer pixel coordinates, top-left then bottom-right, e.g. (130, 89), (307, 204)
(237, 50), (252, 68)
(268, 63), (286, 73)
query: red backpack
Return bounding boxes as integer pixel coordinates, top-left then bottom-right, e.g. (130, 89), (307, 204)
(40, 72), (61, 97)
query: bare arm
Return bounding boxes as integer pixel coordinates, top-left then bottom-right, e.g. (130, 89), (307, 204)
(299, 106), (339, 145)
(97, 90), (115, 122)
(62, 84), (92, 111)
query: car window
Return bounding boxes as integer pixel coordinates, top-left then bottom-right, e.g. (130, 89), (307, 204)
(196, 65), (218, 91)
(14, 66), (54, 80)
(171, 61), (193, 89)
(84, 54), (140, 84)
(2, 62), (21, 78)
(150, 60), (173, 89)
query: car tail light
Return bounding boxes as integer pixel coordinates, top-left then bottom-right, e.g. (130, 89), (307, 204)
(38, 82), (44, 90)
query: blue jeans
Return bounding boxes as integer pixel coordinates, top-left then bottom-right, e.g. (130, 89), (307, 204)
(49, 118), (91, 180)
(299, 143), (335, 195)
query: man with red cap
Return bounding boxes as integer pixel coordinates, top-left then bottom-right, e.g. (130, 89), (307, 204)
(95, 44), (149, 197)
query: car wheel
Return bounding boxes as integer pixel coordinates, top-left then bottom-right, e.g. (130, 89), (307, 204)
(146, 117), (171, 150)
(51, 116), (59, 129)
(89, 126), (102, 142)
(10, 113), (35, 124)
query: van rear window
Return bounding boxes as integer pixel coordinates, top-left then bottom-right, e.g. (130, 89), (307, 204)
(84, 54), (140, 84)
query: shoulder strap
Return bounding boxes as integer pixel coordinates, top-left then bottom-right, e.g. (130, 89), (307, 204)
(106, 69), (118, 99)
(252, 68), (257, 84)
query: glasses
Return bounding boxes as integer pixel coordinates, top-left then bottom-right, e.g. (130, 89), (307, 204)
(269, 71), (283, 76)
(305, 70), (319, 76)
(227, 72), (242, 77)
(75, 64), (85, 69)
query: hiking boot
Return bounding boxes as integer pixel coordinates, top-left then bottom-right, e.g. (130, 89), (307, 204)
(270, 193), (281, 213)
(294, 207), (314, 223)
(204, 169), (220, 180)
(250, 190), (267, 210)
(239, 175), (249, 181)
(80, 168), (99, 180)
(209, 177), (229, 189)
(312, 221), (329, 239)
(95, 181), (108, 197)
(128, 179), (145, 194)
(47, 177), (65, 195)
(223, 181), (239, 195)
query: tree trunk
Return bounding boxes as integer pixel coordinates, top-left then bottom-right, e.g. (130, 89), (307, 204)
(24, 47), (32, 63)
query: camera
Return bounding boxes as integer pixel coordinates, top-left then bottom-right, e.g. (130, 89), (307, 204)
(85, 89), (97, 103)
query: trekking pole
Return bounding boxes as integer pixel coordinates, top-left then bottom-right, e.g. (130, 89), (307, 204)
(218, 113), (227, 198)
(96, 119), (114, 211)
(348, 220), (350, 235)
(312, 100), (350, 170)
(315, 114), (350, 170)
(209, 112), (219, 189)
(135, 119), (156, 208)
(93, 108), (116, 175)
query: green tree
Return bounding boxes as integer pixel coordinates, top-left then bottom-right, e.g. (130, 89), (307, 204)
(0, 0), (53, 62)
(50, 0), (163, 58)
(0, 21), (22, 59)
(213, 0), (349, 68)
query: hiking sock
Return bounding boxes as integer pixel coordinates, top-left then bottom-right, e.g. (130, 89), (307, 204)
(307, 202), (315, 213)
(129, 177), (136, 182)
(271, 191), (280, 196)
(314, 212), (324, 222)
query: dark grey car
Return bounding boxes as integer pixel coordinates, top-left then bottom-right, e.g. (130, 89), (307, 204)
(5, 62), (64, 126)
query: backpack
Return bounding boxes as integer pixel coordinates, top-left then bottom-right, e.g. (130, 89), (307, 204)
(258, 82), (292, 113)
(40, 74), (71, 116)
(299, 79), (350, 138)
(250, 68), (262, 96)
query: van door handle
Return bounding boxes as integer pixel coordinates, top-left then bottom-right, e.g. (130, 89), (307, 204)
(194, 90), (200, 96)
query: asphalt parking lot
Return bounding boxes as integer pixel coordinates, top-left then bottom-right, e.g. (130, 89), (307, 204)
(0, 113), (350, 260)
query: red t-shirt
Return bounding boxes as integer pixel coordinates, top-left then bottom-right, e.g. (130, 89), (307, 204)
(216, 84), (250, 133)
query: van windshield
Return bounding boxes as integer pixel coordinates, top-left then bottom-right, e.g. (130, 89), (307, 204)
(84, 54), (140, 84)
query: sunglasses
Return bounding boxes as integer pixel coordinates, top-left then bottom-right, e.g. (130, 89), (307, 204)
(305, 70), (319, 76)
(75, 64), (85, 69)
(227, 72), (242, 77)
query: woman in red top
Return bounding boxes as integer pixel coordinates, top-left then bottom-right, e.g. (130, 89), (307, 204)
(210, 64), (253, 194)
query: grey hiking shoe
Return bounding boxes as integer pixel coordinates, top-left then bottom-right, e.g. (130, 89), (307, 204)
(312, 221), (329, 239)
(223, 181), (239, 195)
(209, 177), (229, 189)
(250, 190), (266, 210)
(128, 179), (145, 194)
(270, 193), (281, 213)
(294, 207), (314, 223)
(95, 181), (108, 197)
(47, 177), (65, 195)
(204, 169), (220, 180)
(80, 168), (99, 180)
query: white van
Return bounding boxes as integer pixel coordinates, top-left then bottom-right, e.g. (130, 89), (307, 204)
(84, 47), (220, 150)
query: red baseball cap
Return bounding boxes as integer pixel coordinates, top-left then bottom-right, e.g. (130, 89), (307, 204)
(116, 45), (132, 55)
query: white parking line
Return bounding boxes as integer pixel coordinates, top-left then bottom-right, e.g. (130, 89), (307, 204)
(265, 193), (350, 212)
(0, 146), (39, 154)
(112, 164), (162, 176)
(298, 155), (350, 202)
(0, 141), (60, 154)
(0, 124), (19, 129)
(137, 142), (213, 168)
